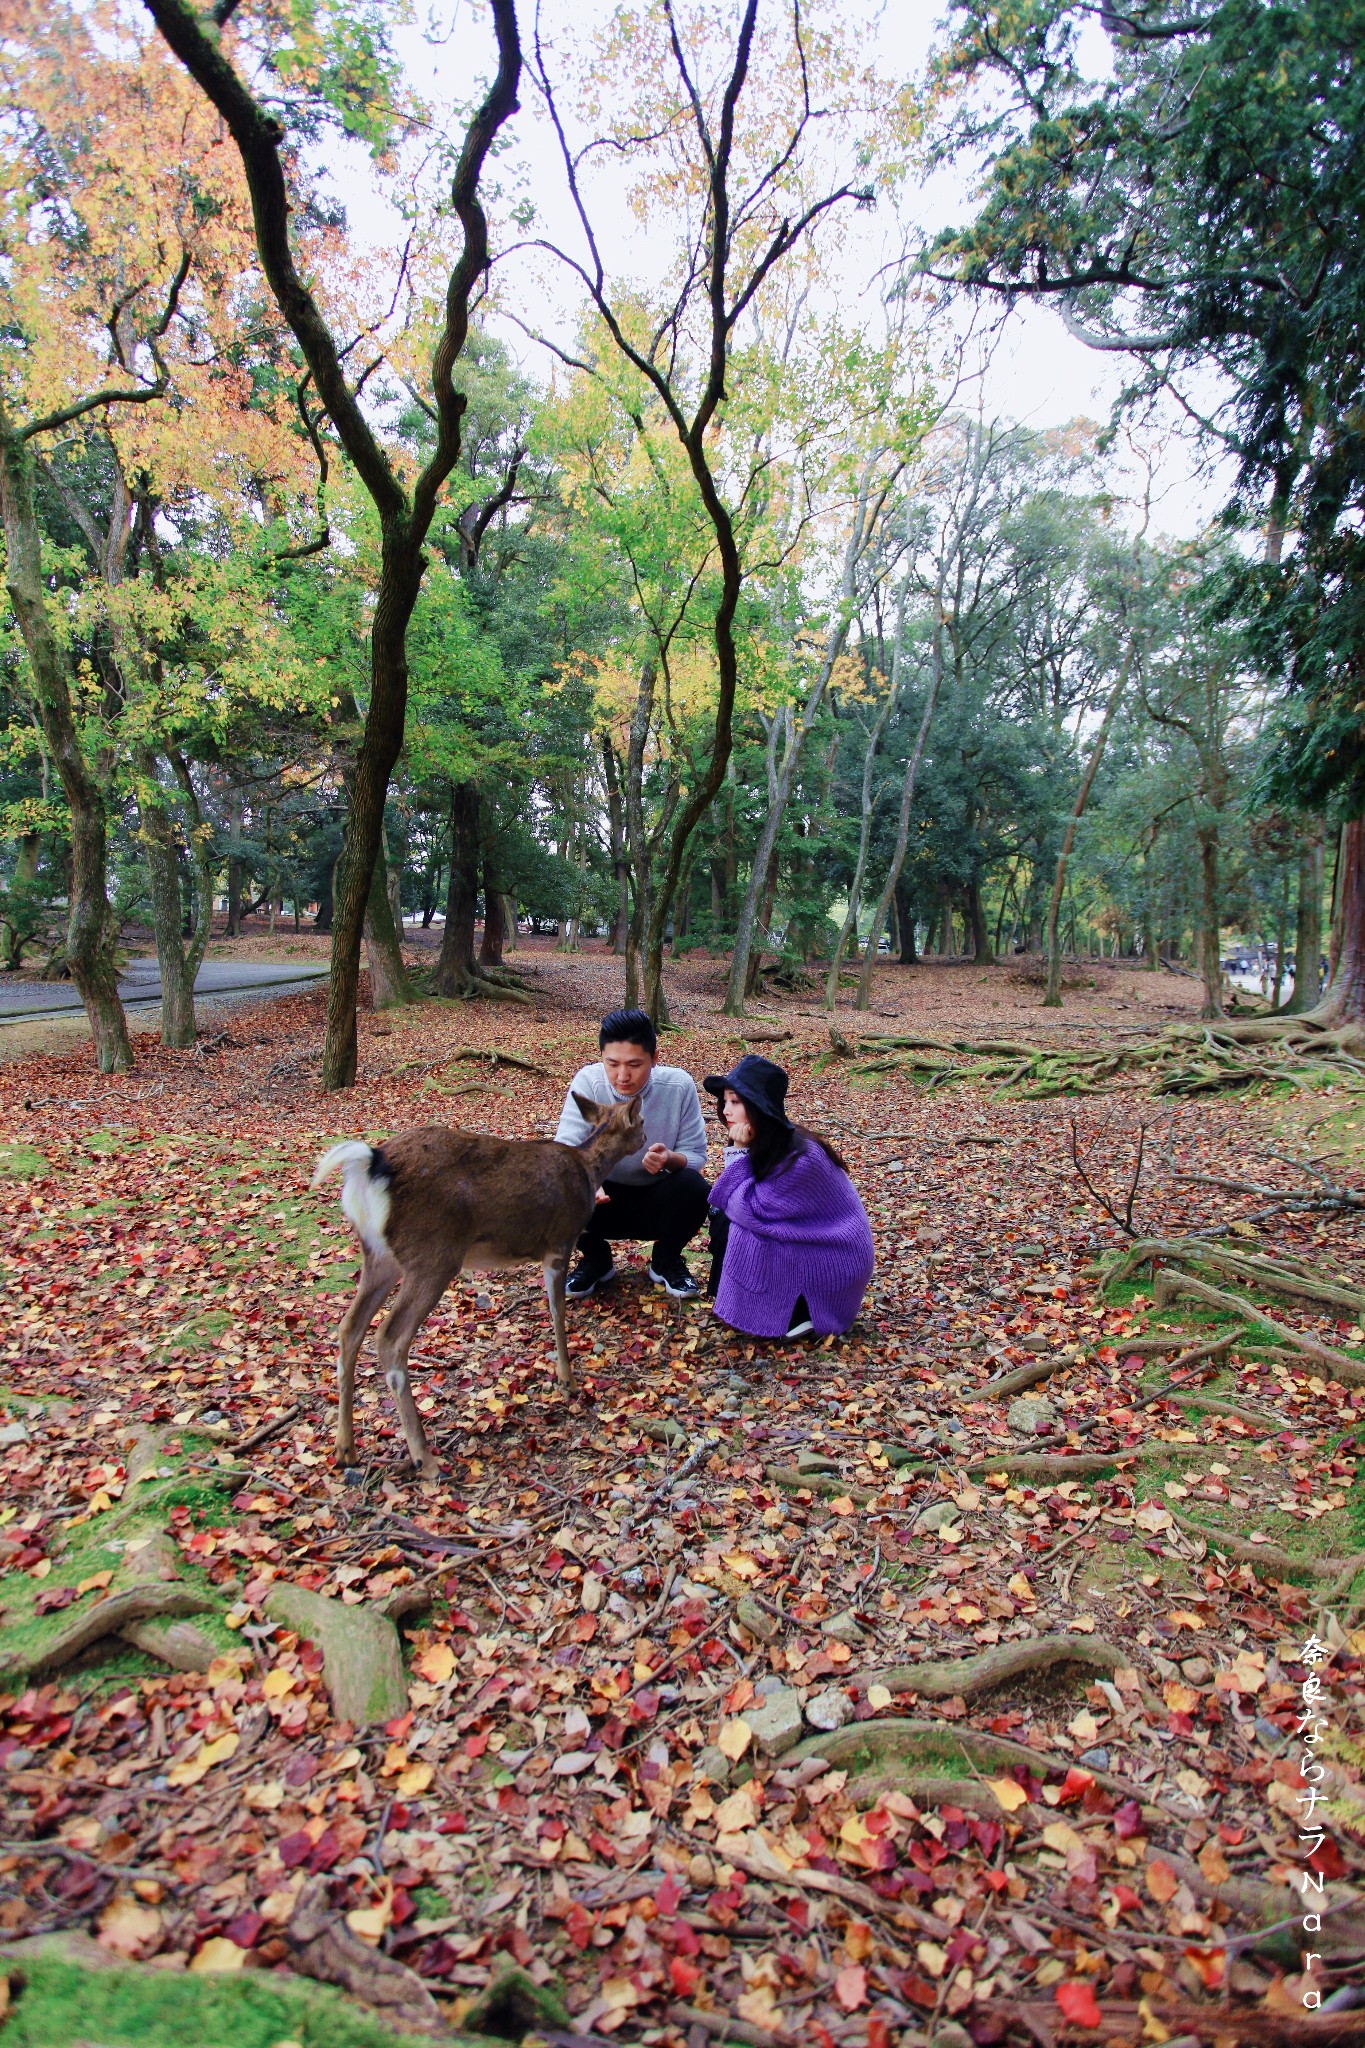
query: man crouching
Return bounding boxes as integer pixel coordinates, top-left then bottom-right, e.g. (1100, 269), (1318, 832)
(554, 1007), (708, 1300)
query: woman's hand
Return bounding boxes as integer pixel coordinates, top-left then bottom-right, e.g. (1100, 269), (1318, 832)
(721, 1088), (755, 1145)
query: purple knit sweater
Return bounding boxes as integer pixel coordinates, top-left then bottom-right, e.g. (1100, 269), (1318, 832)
(709, 1137), (875, 1338)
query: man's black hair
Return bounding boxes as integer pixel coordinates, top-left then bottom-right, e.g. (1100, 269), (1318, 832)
(599, 1007), (657, 1057)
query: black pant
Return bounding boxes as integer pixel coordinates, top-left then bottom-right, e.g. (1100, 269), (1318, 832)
(581, 1168), (710, 1262)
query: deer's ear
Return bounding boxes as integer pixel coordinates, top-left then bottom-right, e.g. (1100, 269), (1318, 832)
(571, 1090), (602, 1125)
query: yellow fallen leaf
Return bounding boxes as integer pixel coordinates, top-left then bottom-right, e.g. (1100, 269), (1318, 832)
(166, 1729), (239, 1788)
(77, 1570), (113, 1594)
(28, 1558), (51, 1579)
(414, 1641), (456, 1684)
(97, 1894), (162, 1959)
(987, 1778), (1029, 1813)
(1167, 1609), (1205, 1631)
(721, 1551), (761, 1579)
(397, 1760), (434, 1797)
(1163, 1680), (1201, 1714)
(717, 1718), (752, 1762)
(206, 1655), (245, 1686)
(190, 1937), (247, 1974)
(262, 1667), (296, 1699)
(1069, 1613), (1097, 1632)
(866, 1684), (892, 1712)
(713, 1782), (761, 1834)
(242, 1780), (285, 1811)
(1007, 1572), (1035, 1603)
(345, 1897), (394, 1945)
(830, 1496), (857, 1516)
(916, 1939), (948, 1979)
(1042, 1820), (1083, 1855)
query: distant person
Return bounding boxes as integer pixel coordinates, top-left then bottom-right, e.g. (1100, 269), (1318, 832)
(703, 1054), (874, 1340)
(556, 1008), (709, 1299)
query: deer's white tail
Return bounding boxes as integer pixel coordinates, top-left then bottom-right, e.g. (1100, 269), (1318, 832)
(312, 1141), (392, 1255)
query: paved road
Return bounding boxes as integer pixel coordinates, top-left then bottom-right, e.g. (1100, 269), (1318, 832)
(0, 958), (327, 1023)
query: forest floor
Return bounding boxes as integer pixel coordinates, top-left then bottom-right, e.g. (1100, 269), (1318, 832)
(0, 944), (1361, 2048)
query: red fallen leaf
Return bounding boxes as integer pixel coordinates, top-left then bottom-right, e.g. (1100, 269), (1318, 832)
(669, 1956), (701, 1997)
(277, 1829), (312, 1869)
(1111, 1883), (1143, 1914)
(867, 2020), (891, 2048)
(834, 1963), (867, 2012)
(564, 1904), (594, 1950)
(222, 1908), (264, 1948)
(306, 1828), (341, 1873)
(655, 1873), (682, 1915)
(1112, 1799), (1145, 1839)
(385, 1710), (414, 1741)
(1055, 1980), (1103, 2028)
(1309, 1835), (1348, 1880)
(1183, 1945), (1225, 1989)
(34, 1585), (78, 1616)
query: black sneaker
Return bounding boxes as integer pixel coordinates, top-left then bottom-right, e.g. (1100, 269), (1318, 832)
(566, 1246), (615, 1298)
(648, 1254), (701, 1299)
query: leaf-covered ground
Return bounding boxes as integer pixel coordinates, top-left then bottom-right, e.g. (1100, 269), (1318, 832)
(1, 948), (1362, 2048)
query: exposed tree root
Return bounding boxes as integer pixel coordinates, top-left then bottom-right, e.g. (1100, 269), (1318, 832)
(0, 1582), (212, 1686)
(285, 1877), (443, 2033)
(1159, 1504), (1360, 1581)
(783, 1715), (1156, 1807)
(1153, 1271), (1365, 1384)
(851, 1631), (1133, 1701)
(977, 1357), (1059, 1398)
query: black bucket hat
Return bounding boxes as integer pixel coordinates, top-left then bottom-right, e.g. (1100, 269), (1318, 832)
(702, 1052), (793, 1129)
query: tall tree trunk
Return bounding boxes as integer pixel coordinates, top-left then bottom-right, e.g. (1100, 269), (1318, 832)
(726, 460), (887, 1015)
(135, 750), (198, 1048)
(1196, 828), (1224, 1019)
(0, 413), (130, 1071)
(314, 855), (334, 931)
(966, 873), (991, 963)
(856, 662), (944, 1011)
(894, 875), (917, 963)
(432, 780), (480, 996)
(622, 660), (657, 1009)
(363, 839), (412, 1008)
(2, 831), (40, 970)
(1283, 834), (1324, 1015)
(1312, 817), (1364, 1024)
(602, 735), (631, 955)
(479, 859), (505, 967)
(1044, 636), (1136, 1008)
(823, 589), (908, 1010)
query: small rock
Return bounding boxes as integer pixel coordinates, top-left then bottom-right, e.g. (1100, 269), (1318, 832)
(795, 1449), (838, 1475)
(805, 1687), (854, 1733)
(1007, 1396), (1057, 1435)
(822, 1608), (866, 1648)
(1255, 1716), (1284, 1750)
(1079, 1747), (1110, 1770)
(754, 1673), (787, 1698)
(915, 1500), (962, 1533)
(1180, 1655), (1213, 1685)
(929, 2025), (975, 2048)
(696, 1745), (731, 1785)
(343, 1468), (366, 1487)
(0, 1421), (30, 1447)
(198, 1409), (223, 1425)
(746, 1688), (804, 1757)
(736, 1596), (778, 1642)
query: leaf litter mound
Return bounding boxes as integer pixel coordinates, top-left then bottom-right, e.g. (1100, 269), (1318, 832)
(0, 952), (1362, 2048)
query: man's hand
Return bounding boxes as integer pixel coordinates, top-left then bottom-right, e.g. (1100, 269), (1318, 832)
(595, 1189), (611, 1205)
(642, 1143), (679, 1175)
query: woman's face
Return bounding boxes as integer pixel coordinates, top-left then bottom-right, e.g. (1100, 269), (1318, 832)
(722, 1088), (755, 1145)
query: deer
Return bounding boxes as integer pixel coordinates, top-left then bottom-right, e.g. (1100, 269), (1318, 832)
(312, 1091), (645, 1478)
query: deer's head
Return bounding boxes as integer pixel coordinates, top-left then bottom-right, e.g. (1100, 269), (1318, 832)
(572, 1089), (647, 1171)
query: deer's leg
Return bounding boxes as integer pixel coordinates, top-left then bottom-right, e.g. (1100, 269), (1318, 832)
(375, 1258), (459, 1478)
(336, 1248), (401, 1464)
(543, 1244), (575, 1392)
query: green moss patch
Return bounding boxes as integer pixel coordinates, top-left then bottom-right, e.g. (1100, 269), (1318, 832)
(3, 1949), (456, 2048)
(0, 1143), (47, 1178)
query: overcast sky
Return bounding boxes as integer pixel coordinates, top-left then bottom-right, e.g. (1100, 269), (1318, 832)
(349, 0), (1230, 540)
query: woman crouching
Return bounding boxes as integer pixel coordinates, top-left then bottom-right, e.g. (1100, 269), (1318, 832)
(704, 1054), (874, 1340)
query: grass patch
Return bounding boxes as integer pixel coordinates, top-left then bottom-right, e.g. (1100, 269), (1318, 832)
(0, 1143), (47, 1178)
(3, 1950), (461, 2048)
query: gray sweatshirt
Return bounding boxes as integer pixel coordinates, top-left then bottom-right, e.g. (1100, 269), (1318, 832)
(554, 1062), (709, 1188)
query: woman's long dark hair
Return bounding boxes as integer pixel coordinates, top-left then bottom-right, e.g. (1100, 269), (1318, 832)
(719, 1100), (847, 1182)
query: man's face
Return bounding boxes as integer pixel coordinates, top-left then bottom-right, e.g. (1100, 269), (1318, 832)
(601, 1038), (655, 1098)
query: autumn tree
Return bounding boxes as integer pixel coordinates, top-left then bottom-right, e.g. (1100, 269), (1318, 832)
(142, 0), (521, 1088)
(529, 0), (897, 1022)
